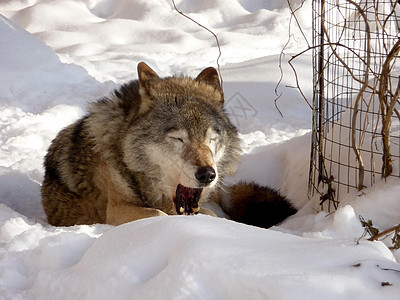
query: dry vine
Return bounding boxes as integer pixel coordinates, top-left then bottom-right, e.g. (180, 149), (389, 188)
(359, 216), (400, 250)
(379, 40), (400, 177)
(171, 0), (224, 100)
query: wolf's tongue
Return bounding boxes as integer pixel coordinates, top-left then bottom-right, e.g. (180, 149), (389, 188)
(174, 184), (202, 215)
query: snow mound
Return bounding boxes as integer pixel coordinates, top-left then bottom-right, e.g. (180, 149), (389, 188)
(28, 215), (399, 299)
(0, 15), (107, 114)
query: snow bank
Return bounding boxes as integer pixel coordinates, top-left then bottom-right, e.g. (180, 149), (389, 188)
(5, 214), (400, 300)
(1, 0), (311, 82)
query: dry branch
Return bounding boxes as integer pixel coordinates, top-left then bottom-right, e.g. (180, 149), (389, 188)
(368, 224), (400, 241)
(379, 39), (400, 177)
(345, 0), (372, 190)
(170, 0), (224, 99)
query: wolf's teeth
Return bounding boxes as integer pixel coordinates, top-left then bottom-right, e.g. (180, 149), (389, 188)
(193, 207), (200, 213)
(179, 207), (185, 214)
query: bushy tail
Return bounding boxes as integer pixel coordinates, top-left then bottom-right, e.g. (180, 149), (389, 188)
(219, 182), (297, 228)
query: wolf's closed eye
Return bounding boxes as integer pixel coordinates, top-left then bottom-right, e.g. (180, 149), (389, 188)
(169, 136), (184, 143)
(209, 137), (219, 143)
(165, 127), (187, 144)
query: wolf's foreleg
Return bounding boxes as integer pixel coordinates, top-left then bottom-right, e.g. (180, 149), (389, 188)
(198, 207), (217, 217)
(103, 167), (167, 225)
(106, 201), (167, 225)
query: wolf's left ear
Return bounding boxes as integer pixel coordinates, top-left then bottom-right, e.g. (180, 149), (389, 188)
(138, 62), (159, 88)
(195, 67), (224, 104)
(137, 62), (159, 114)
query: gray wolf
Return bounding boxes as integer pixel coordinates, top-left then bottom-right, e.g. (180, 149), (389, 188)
(41, 62), (296, 227)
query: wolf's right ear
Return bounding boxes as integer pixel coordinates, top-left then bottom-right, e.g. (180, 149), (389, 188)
(195, 67), (221, 90)
(195, 67), (224, 105)
(137, 62), (159, 114)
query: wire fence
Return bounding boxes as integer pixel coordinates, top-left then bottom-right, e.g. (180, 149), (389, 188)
(309, 0), (400, 211)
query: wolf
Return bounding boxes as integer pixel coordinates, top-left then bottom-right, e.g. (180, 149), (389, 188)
(41, 62), (297, 227)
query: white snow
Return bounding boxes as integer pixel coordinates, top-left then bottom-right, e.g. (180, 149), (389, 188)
(0, 0), (399, 299)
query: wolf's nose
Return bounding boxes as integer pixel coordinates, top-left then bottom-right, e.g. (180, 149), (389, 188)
(195, 166), (216, 184)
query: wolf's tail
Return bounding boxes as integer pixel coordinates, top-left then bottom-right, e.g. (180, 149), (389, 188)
(219, 182), (297, 228)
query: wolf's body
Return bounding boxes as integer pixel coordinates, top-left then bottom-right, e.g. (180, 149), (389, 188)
(41, 63), (296, 227)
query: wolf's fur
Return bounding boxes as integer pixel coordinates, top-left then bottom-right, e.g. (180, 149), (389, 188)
(41, 62), (296, 227)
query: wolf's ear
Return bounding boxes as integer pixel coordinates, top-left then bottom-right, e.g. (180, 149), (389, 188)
(138, 62), (159, 88)
(195, 67), (224, 104)
(137, 62), (159, 114)
(196, 67), (221, 90)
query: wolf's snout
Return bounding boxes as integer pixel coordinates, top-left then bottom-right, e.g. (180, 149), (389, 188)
(195, 166), (216, 184)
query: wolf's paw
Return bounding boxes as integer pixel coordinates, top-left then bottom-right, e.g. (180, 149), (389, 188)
(150, 208), (168, 217)
(198, 207), (217, 217)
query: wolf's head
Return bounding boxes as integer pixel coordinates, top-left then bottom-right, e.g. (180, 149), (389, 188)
(123, 62), (241, 215)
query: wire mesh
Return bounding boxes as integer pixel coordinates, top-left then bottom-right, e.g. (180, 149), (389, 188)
(309, 0), (400, 211)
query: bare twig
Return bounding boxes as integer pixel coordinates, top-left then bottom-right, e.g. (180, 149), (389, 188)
(171, 0), (224, 99)
(275, 0), (311, 115)
(286, 0), (311, 48)
(278, 41), (373, 109)
(344, 0), (372, 190)
(379, 40), (400, 177)
(368, 224), (400, 242)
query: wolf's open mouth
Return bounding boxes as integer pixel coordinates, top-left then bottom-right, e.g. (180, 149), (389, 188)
(174, 184), (203, 215)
